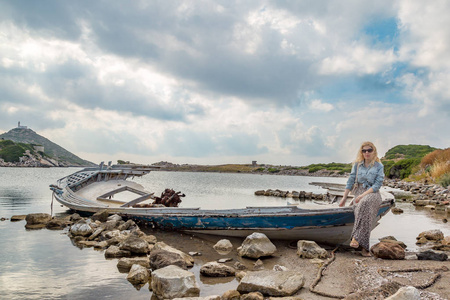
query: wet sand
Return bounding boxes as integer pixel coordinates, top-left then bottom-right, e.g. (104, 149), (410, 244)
(145, 228), (450, 299)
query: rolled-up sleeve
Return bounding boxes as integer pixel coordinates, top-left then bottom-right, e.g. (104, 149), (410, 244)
(345, 163), (357, 190)
(370, 164), (385, 192)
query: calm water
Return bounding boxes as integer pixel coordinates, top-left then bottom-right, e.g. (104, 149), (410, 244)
(0, 167), (449, 299)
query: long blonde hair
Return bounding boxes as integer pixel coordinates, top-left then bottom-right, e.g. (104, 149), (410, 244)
(354, 141), (381, 166)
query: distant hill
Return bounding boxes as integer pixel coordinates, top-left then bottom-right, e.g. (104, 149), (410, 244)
(382, 144), (437, 179)
(0, 127), (95, 167)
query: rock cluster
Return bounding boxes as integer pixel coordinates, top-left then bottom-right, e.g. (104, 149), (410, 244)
(384, 179), (449, 202)
(254, 189), (325, 200)
(13, 211), (450, 299)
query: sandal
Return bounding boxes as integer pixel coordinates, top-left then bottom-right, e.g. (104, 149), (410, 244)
(350, 238), (359, 248)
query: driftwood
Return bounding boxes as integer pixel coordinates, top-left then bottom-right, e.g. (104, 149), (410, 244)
(152, 188), (185, 207)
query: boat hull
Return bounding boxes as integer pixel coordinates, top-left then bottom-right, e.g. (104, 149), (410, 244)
(53, 191), (392, 244)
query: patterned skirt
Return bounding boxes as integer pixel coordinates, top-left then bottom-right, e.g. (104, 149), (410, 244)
(351, 184), (382, 250)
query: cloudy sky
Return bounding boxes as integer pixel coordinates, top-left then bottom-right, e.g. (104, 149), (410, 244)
(1, 1), (449, 166)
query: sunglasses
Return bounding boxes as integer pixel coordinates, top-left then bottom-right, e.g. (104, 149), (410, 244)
(362, 148), (373, 153)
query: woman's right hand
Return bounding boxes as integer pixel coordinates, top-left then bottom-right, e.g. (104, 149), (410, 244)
(339, 197), (347, 207)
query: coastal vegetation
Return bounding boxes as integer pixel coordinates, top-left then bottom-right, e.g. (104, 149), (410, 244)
(0, 139), (39, 162)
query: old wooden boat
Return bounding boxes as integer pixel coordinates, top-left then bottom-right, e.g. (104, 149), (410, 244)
(50, 164), (394, 245)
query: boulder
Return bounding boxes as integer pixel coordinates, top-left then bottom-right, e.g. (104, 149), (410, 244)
(87, 227), (104, 240)
(200, 262), (236, 277)
(237, 232), (277, 259)
(46, 217), (68, 230)
(10, 215), (26, 221)
(117, 257), (150, 272)
(370, 242), (405, 260)
(417, 229), (444, 241)
(142, 234), (157, 244)
(378, 238), (407, 249)
(417, 250), (448, 261)
(234, 261), (247, 270)
(104, 245), (131, 258)
(172, 297), (220, 300)
(153, 242), (194, 267)
(151, 265), (200, 299)
(221, 290), (241, 300)
(91, 209), (109, 223)
(237, 271), (305, 296)
(103, 219), (119, 231)
(385, 286), (420, 300)
(213, 239), (233, 253)
(149, 249), (188, 270)
(127, 264), (150, 285)
(107, 214), (122, 222)
(120, 235), (149, 255)
(253, 259), (264, 270)
(296, 240), (328, 259)
(241, 292), (264, 300)
(70, 221), (94, 236)
(254, 190), (265, 196)
(25, 213), (51, 229)
(118, 219), (135, 231)
(70, 213), (83, 222)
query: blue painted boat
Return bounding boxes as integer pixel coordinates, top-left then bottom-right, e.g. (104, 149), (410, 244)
(50, 165), (394, 244)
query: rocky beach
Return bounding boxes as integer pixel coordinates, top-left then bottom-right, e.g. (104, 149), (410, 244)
(5, 205), (449, 300)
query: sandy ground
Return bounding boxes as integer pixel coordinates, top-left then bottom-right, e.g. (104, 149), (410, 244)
(144, 228), (450, 300)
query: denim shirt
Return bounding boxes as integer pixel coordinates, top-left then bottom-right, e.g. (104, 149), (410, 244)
(345, 161), (384, 192)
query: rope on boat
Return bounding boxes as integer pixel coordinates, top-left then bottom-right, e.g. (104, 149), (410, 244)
(51, 191), (54, 217)
(377, 266), (449, 289)
(309, 247), (345, 299)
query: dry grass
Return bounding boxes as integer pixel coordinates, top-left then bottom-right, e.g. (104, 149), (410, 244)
(418, 148), (450, 182)
(431, 160), (450, 179)
(421, 148), (450, 168)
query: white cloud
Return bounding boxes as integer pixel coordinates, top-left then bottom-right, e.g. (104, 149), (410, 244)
(309, 99), (334, 112)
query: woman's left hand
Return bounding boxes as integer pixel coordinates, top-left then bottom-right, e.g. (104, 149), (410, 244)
(354, 195), (363, 203)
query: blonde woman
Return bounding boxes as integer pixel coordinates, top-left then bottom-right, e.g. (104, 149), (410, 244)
(339, 141), (385, 257)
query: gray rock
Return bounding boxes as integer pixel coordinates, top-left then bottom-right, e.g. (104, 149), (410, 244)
(418, 229), (444, 241)
(371, 242), (405, 260)
(91, 209), (110, 222)
(46, 217), (68, 230)
(237, 232), (277, 259)
(213, 239), (233, 253)
(172, 297), (220, 300)
(107, 214), (122, 222)
(253, 259), (264, 270)
(237, 270), (305, 296)
(221, 290), (240, 300)
(117, 257), (150, 272)
(200, 262), (236, 277)
(417, 250), (448, 261)
(87, 227), (104, 240)
(142, 234), (157, 244)
(120, 235), (149, 255)
(296, 240), (328, 259)
(25, 213), (51, 229)
(11, 215), (27, 221)
(149, 249), (188, 270)
(104, 245), (131, 258)
(127, 264), (150, 285)
(70, 221), (94, 236)
(385, 286), (420, 300)
(151, 265), (200, 299)
(241, 292), (264, 300)
(153, 242), (194, 267)
(118, 219), (135, 231)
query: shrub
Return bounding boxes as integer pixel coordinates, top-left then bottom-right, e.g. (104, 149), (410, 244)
(438, 172), (450, 188)
(0, 145), (26, 162)
(267, 168), (279, 173)
(431, 160), (450, 179)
